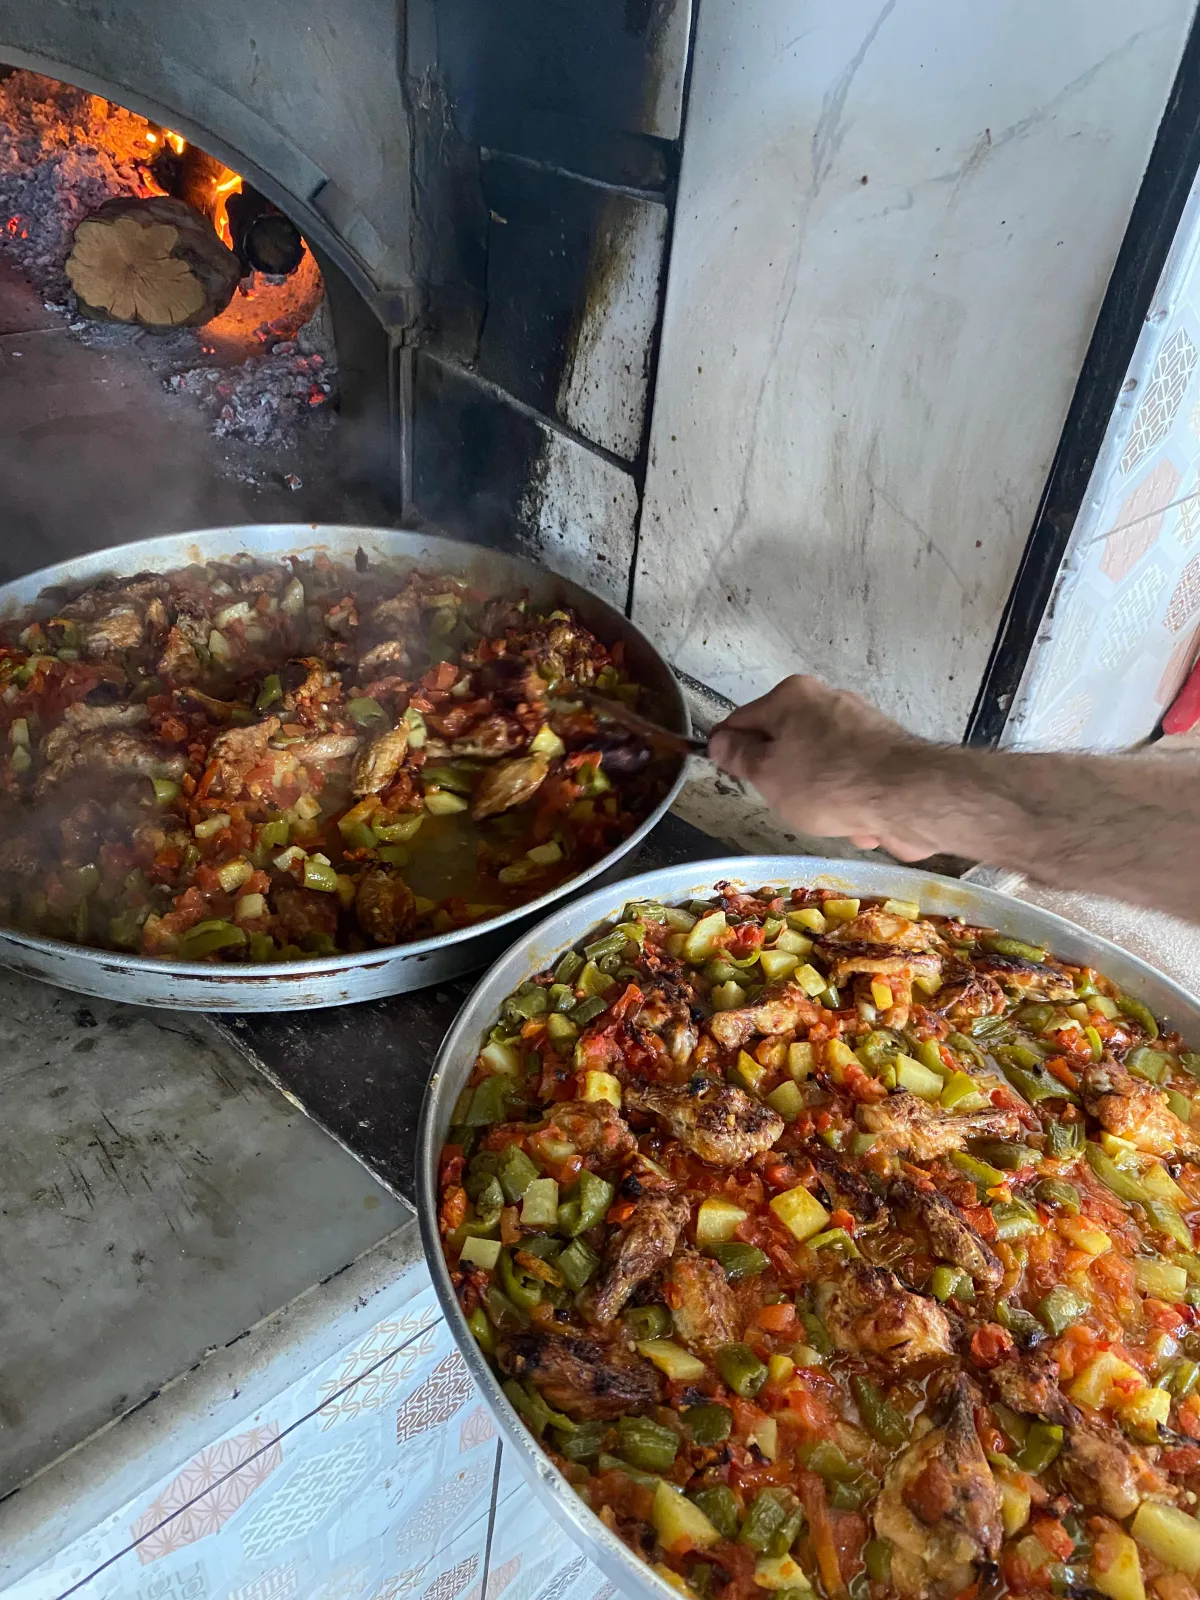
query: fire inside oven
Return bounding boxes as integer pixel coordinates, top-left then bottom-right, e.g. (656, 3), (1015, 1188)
(0, 69), (336, 478)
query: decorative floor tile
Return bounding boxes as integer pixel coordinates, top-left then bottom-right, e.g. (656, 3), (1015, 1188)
(1121, 325), (1198, 474)
(1099, 457), (1181, 581)
(131, 1428), (284, 1563)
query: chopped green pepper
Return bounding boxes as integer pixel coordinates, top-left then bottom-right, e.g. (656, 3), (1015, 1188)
(991, 1198), (1041, 1241)
(474, 1176), (504, 1230)
(464, 1076), (510, 1126)
(983, 936), (1048, 963)
(997, 1055), (1075, 1105)
(505, 984), (550, 1020)
(707, 1242), (770, 1281)
(497, 1144), (540, 1203)
(739, 1488), (795, 1553)
(1016, 1420), (1064, 1475)
(486, 1284), (527, 1333)
(151, 775), (181, 805)
(177, 919), (247, 958)
(1047, 1120), (1083, 1157)
(996, 1300), (1043, 1341)
(930, 1264), (975, 1303)
(1127, 1046), (1171, 1084)
(303, 857), (339, 893)
(1146, 1197), (1194, 1249)
(1117, 993), (1159, 1040)
(559, 1421), (608, 1461)
(715, 1342), (768, 1398)
(256, 673), (282, 710)
(800, 1439), (855, 1480)
(1168, 1088), (1194, 1123)
(690, 1486), (740, 1542)
(865, 1540), (893, 1584)
(624, 1304), (673, 1341)
(1085, 1142), (1149, 1204)
(950, 1150), (1007, 1187)
(467, 1305), (495, 1355)
(554, 949), (584, 985)
(569, 996), (609, 1028)
(499, 1248), (543, 1312)
(685, 1403), (733, 1446)
(829, 1474), (879, 1512)
(1035, 1178), (1081, 1214)
(972, 1140), (1037, 1171)
(503, 1378), (573, 1436)
(1038, 1286), (1090, 1336)
(617, 1415), (679, 1472)
(1085, 1025), (1104, 1063)
(346, 696), (389, 728)
(851, 1374), (909, 1448)
(1172, 1359), (1200, 1399)
(800, 1311), (833, 1356)
(556, 1237), (599, 1290)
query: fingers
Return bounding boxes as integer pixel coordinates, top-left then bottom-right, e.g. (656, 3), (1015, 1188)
(708, 725), (770, 780)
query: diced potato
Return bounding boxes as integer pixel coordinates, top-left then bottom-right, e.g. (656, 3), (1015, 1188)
(894, 1055), (944, 1100)
(293, 791), (322, 820)
(770, 1183), (830, 1244)
(882, 898), (921, 919)
(996, 1472), (1032, 1537)
(638, 1339), (708, 1381)
(912, 972), (943, 997)
(583, 1070), (622, 1108)
(753, 1554), (812, 1591)
(747, 1417), (778, 1460)
(1092, 995), (1121, 1020)
(234, 892), (267, 921)
(767, 1353), (795, 1385)
(792, 1343), (824, 1368)
(696, 1196), (749, 1244)
(1058, 1216), (1112, 1257)
(767, 1080), (804, 1122)
(1133, 1257), (1189, 1301)
(759, 949), (800, 981)
(1119, 1385), (1171, 1440)
(526, 840), (563, 865)
(1100, 1132), (1140, 1159)
(529, 724), (566, 759)
(870, 979), (894, 1010)
(1069, 1351), (1146, 1411)
(1093, 1530), (1146, 1600)
(788, 1042), (814, 1082)
(425, 789), (469, 815)
(520, 1177), (560, 1227)
(776, 928), (813, 956)
(217, 856), (255, 894)
(684, 910), (728, 963)
(823, 898), (860, 922)
(1132, 1502), (1200, 1579)
(480, 1039), (523, 1075)
(653, 1482), (720, 1555)
(710, 980), (747, 1012)
(789, 907), (827, 934)
(459, 1236), (501, 1269)
(735, 1049), (768, 1094)
(794, 963), (829, 998)
(825, 1039), (860, 1083)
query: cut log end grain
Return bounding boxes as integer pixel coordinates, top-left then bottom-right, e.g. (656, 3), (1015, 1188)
(65, 196), (243, 329)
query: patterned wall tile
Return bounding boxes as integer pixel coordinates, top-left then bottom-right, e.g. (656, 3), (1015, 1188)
(317, 1324), (440, 1431)
(396, 1354), (475, 1447)
(1099, 457), (1181, 580)
(1176, 492), (1200, 546)
(1120, 325), (1198, 473)
(227, 1563), (301, 1600)
(1020, 690), (1094, 749)
(239, 1432), (379, 1561)
(1156, 627), (1200, 708)
(459, 1408), (496, 1454)
(1095, 563), (1168, 672)
(131, 1426), (284, 1563)
(1165, 552), (1200, 633)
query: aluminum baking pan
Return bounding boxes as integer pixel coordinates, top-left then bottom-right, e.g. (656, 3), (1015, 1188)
(418, 854), (1200, 1600)
(0, 524), (688, 1010)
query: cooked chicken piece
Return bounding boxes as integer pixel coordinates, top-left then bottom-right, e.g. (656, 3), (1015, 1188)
(445, 714), (526, 759)
(988, 1350), (1078, 1425)
(828, 909), (948, 955)
(144, 596), (169, 642)
(40, 701), (148, 770)
(156, 625), (201, 682)
(351, 725), (410, 795)
(1060, 1416), (1172, 1519)
(928, 962), (1007, 1025)
(808, 1145), (888, 1224)
(816, 1264), (954, 1370)
(707, 982), (821, 1050)
(471, 753), (550, 820)
(873, 1376), (1001, 1599)
(889, 1177), (1003, 1287)
(272, 885), (340, 946)
(362, 591), (420, 640)
(59, 797), (107, 863)
(970, 952), (1076, 1001)
(285, 658), (340, 715)
(540, 1099), (637, 1165)
(858, 1092), (1024, 1162)
(77, 600), (145, 659)
(354, 866), (417, 945)
(208, 716), (281, 797)
(1081, 1060), (1199, 1157)
(664, 1250), (740, 1355)
(592, 1192), (690, 1323)
(289, 732), (361, 765)
(819, 941), (944, 990)
(357, 638), (410, 677)
(496, 1329), (662, 1421)
(623, 1077), (784, 1166)
(36, 730), (186, 795)
(636, 981), (700, 1069)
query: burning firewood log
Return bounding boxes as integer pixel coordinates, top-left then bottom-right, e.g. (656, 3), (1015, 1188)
(64, 195), (243, 328)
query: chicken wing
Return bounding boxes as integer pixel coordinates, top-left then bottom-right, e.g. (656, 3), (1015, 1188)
(206, 716), (281, 797)
(970, 952), (1076, 1002)
(889, 1177), (1003, 1287)
(591, 1192), (690, 1323)
(471, 753), (550, 820)
(857, 1092), (1024, 1162)
(814, 1263), (954, 1369)
(1080, 1060), (1199, 1157)
(987, 1350), (1078, 1426)
(354, 865), (417, 945)
(664, 1250), (740, 1355)
(1059, 1416), (1172, 1519)
(707, 982), (820, 1050)
(351, 725), (409, 795)
(539, 1099), (637, 1166)
(872, 1376), (1001, 1599)
(496, 1329), (662, 1421)
(623, 1077), (784, 1166)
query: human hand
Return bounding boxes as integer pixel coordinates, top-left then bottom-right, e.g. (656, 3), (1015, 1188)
(707, 676), (940, 860)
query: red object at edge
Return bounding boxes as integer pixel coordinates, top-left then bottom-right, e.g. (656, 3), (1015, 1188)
(1163, 655), (1200, 735)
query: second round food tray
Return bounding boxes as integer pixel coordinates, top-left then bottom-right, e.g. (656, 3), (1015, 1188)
(419, 857), (1200, 1600)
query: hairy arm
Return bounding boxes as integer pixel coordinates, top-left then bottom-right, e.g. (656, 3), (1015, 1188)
(708, 676), (1200, 922)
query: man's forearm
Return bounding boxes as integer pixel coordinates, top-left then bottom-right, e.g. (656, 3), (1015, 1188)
(896, 744), (1200, 920)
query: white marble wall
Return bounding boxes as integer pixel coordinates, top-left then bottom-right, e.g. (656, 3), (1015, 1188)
(631, 0), (1197, 739)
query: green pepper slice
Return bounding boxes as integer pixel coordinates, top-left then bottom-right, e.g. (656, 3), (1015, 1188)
(690, 1486), (740, 1541)
(851, 1374), (909, 1448)
(707, 1242), (770, 1281)
(715, 1342), (768, 1398)
(1016, 1420), (1064, 1475)
(1038, 1286), (1090, 1336)
(617, 1415), (679, 1472)
(498, 1144), (540, 1203)
(685, 1403), (733, 1446)
(1117, 993), (1160, 1041)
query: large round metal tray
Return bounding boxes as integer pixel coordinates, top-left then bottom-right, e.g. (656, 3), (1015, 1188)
(418, 855), (1200, 1600)
(0, 525), (688, 1010)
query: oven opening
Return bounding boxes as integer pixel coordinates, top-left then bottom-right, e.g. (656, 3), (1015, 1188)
(0, 67), (389, 574)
